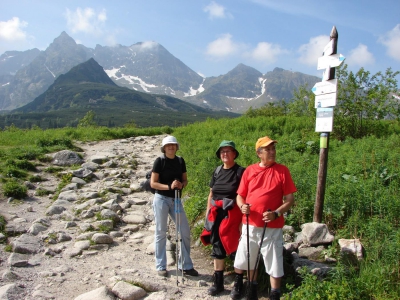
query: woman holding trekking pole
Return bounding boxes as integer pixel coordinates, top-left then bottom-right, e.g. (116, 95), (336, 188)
(200, 140), (245, 296)
(232, 136), (296, 300)
(150, 135), (198, 278)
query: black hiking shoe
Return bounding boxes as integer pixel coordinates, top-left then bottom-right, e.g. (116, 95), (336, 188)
(179, 268), (199, 276)
(269, 290), (281, 300)
(208, 271), (224, 295)
(230, 273), (244, 300)
(246, 282), (258, 300)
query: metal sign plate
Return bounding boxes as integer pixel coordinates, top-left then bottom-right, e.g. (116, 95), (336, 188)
(315, 107), (334, 132)
(312, 79), (337, 95)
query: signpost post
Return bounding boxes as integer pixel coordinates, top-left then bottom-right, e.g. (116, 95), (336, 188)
(312, 26), (344, 223)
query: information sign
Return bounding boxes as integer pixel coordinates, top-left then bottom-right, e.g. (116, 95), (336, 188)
(315, 107), (333, 132)
(312, 79), (337, 95)
(315, 92), (337, 108)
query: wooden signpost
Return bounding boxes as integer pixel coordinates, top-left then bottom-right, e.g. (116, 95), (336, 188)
(313, 26), (345, 223)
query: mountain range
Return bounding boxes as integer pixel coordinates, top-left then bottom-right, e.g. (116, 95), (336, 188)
(0, 32), (320, 114)
(1, 58), (235, 128)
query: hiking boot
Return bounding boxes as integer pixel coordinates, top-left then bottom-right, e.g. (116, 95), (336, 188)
(180, 268), (199, 276)
(230, 273), (244, 300)
(246, 282), (258, 300)
(157, 269), (167, 277)
(269, 290), (281, 300)
(208, 271), (224, 296)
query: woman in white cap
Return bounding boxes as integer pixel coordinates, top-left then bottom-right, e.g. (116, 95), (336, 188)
(200, 140), (245, 295)
(150, 135), (198, 277)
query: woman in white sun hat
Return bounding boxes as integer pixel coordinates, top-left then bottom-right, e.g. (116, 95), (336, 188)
(150, 135), (198, 278)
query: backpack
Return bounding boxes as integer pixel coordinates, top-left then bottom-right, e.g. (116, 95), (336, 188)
(142, 155), (184, 194)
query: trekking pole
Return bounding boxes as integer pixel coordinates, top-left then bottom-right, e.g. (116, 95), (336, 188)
(247, 210), (270, 300)
(246, 208), (250, 286)
(177, 188), (184, 284)
(251, 221), (267, 283)
(174, 189), (180, 286)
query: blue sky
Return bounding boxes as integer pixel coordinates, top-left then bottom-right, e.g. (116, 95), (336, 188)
(1, 0), (399, 81)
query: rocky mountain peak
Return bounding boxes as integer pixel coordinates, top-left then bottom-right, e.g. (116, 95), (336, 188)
(54, 58), (116, 86)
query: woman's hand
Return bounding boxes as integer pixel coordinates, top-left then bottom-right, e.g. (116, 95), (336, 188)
(171, 179), (183, 190)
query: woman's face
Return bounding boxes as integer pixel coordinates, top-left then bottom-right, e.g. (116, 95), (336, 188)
(219, 146), (235, 164)
(164, 143), (177, 154)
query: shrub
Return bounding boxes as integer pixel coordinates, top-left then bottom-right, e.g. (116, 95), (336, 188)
(6, 159), (37, 171)
(0, 215), (6, 233)
(5, 167), (27, 179)
(28, 175), (44, 182)
(35, 188), (52, 196)
(3, 179), (27, 199)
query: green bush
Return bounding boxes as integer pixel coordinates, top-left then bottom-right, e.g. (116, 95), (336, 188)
(6, 159), (37, 171)
(35, 188), (52, 196)
(5, 167), (27, 179)
(0, 215), (6, 233)
(28, 175), (44, 182)
(3, 179), (27, 199)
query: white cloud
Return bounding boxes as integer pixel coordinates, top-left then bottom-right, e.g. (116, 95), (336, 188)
(379, 24), (400, 61)
(0, 17), (28, 41)
(246, 42), (287, 64)
(206, 34), (240, 58)
(104, 35), (117, 47)
(347, 44), (375, 66)
(129, 41), (158, 52)
(204, 1), (232, 19)
(298, 35), (329, 66)
(140, 41), (158, 50)
(98, 10), (107, 22)
(64, 7), (107, 35)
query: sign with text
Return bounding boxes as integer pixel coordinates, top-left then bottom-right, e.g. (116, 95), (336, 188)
(315, 107), (333, 132)
(315, 92), (337, 108)
(317, 54), (345, 70)
(312, 79), (337, 96)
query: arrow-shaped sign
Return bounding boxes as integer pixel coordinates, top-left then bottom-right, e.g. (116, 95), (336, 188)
(317, 54), (345, 70)
(315, 92), (337, 108)
(312, 79), (337, 96)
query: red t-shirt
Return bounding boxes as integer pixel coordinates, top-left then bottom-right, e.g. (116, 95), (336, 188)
(237, 162), (297, 228)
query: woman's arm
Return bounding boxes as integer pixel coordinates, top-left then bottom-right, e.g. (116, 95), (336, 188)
(180, 172), (188, 189)
(150, 172), (171, 191)
(206, 188), (213, 212)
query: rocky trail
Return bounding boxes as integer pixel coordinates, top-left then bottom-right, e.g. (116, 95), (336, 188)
(0, 135), (273, 300)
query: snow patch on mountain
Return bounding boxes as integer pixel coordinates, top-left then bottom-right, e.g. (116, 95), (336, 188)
(105, 67), (158, 92)
(184, 84), (205, 97)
